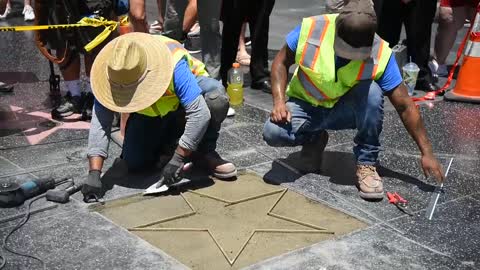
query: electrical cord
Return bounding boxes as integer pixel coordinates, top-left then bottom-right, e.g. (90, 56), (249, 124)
(0, 195), (48, 270)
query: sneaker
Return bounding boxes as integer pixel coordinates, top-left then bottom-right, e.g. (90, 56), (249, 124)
(437, 64), (448, 77)
(227, 107), (235, 117)
(356, 165), (384, 200)
(0, 4), (11, 20)
(81, 92), (94, 120)
(184, 35), (201, 54)
(288, 131), (329, 174)
(0, 82), (13, 93)
(193, 151), (237, 179)
(23, 5), (35, 21)
(51, 93), (83, 119)
(184, 23), (201, 54)
(188, 22), (200, 36)
(429, 59), (449, 78)
(149, 20), (163, 34)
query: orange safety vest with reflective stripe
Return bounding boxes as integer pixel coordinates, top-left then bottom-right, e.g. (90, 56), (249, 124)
(138, 35), (209, 117)
(286, 14), (392, 108)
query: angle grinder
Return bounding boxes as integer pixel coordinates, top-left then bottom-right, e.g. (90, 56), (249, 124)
(0, 177), (61, 208)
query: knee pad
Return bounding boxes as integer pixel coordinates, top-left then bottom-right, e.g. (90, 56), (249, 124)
(204, 89), (229, 125)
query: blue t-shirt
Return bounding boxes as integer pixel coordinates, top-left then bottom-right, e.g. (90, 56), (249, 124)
(286, 25), (402, 92)
(173, 58), (202, 106)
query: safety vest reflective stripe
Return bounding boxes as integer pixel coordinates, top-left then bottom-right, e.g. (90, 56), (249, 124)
(300, 15), (329, 69)
(149, 104), (162, 115)
(190, 60), (201, 75)
(165, 40), (185, 55)
(357, 36), (385, 80)
(298, 69), (329, 100)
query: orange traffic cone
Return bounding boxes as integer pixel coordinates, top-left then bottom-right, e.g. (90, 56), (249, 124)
(445, 12), (480, 103)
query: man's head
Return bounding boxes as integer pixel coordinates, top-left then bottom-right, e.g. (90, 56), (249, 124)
(91, 33), (174, 113)
(334, 0), (377, 60)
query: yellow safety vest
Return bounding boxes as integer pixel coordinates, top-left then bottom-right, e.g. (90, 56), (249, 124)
(287, 14), (392, 108)
(138, 35), (209, 117)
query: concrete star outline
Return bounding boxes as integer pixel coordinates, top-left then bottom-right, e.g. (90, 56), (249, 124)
(128, 188), (333, 266)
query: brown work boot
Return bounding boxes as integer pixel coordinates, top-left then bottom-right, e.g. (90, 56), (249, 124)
(356, 165), (384, 200)
(194, 151), (237, 179)
(288, 130), (329, 174)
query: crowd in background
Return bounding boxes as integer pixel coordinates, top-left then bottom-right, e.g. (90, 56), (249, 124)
(0, 0), (478, 116)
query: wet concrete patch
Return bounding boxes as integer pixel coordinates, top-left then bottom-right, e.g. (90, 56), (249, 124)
(95, 173), (366, 270)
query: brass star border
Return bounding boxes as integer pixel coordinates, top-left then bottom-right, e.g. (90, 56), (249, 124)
(128, 188), (334, 266)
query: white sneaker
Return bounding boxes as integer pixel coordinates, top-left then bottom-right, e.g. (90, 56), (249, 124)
(227, 107), (235, 117)
(0, 4), (11, 20)
(23, 5), (35, 21)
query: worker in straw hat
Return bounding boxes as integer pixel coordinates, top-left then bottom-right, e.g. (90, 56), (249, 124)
(263, 0), (445, 200)
(81, 32), (237, 202)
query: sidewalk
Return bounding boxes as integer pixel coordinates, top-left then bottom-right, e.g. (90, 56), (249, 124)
(0, 0), (479, 269)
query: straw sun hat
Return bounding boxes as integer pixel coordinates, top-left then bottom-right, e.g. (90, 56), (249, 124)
(91, 32), (174, 113)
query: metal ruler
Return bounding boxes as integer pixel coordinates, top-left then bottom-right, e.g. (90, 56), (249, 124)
(425, 158), (453, 220)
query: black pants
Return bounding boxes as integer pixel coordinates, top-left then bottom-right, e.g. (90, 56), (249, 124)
(377, 0), (437, 84)
(220, 0), (276, 86)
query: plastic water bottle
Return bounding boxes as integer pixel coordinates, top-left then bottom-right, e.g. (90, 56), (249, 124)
(402, 57), (419, 96)
(227, 63), (244, 105)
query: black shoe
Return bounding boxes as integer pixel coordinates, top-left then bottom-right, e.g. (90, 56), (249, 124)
(415, 80), (439, 92)
(0, 82), (14, 93)
(81, 92), (94, 121)
(184, 34), (201, 54)
(251, 80), (272, 93)
(51, 93), (82, 119)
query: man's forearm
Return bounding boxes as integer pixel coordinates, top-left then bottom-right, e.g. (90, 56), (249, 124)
(390, 84), (434, 156)
(178, 96), (211, 153)
(271, 46), (292, 105)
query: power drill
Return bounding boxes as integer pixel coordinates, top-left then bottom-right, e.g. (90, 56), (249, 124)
(0, 177), (56, 208)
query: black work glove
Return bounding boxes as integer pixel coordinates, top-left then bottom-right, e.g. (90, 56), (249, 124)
(82, 170), (104, 203)
(156, 152), (187, 188)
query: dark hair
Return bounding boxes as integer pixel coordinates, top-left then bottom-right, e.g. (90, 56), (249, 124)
(336, 0), (377, 48)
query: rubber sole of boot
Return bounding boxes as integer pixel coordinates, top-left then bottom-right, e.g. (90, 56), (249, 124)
(358, 190), (384, 200)
(213, 169), (238, 180)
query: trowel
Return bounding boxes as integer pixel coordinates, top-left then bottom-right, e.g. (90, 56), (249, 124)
(143, 162), (193, 195)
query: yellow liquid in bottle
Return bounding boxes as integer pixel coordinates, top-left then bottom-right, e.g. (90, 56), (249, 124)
(227, 83), (243, 105)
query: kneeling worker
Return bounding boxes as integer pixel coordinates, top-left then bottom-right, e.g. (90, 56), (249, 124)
(81, 32), (237, 202)
(263, 0), (444, 199)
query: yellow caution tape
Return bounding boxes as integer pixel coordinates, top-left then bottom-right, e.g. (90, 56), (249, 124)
(0, 17), (119, 52)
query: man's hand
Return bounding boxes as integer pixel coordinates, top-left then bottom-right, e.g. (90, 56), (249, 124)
(270, 102), (291, 124)
(82, 170), (104, 203)
(156, 151), (187, 188)
(421, 154), (445, 183)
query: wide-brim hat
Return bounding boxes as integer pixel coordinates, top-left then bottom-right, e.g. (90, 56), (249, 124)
(91, 32), (174, 113)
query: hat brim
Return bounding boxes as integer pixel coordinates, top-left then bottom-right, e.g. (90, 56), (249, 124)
(334, 33), (372, 61)
(91, 33), (174, 113)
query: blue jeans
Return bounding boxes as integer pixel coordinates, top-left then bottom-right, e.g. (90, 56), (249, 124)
(122, 76), (227, 171)
(263, 80), (384, 165)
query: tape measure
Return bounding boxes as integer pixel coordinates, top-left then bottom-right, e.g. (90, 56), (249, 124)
(0, 16), (121, 52)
